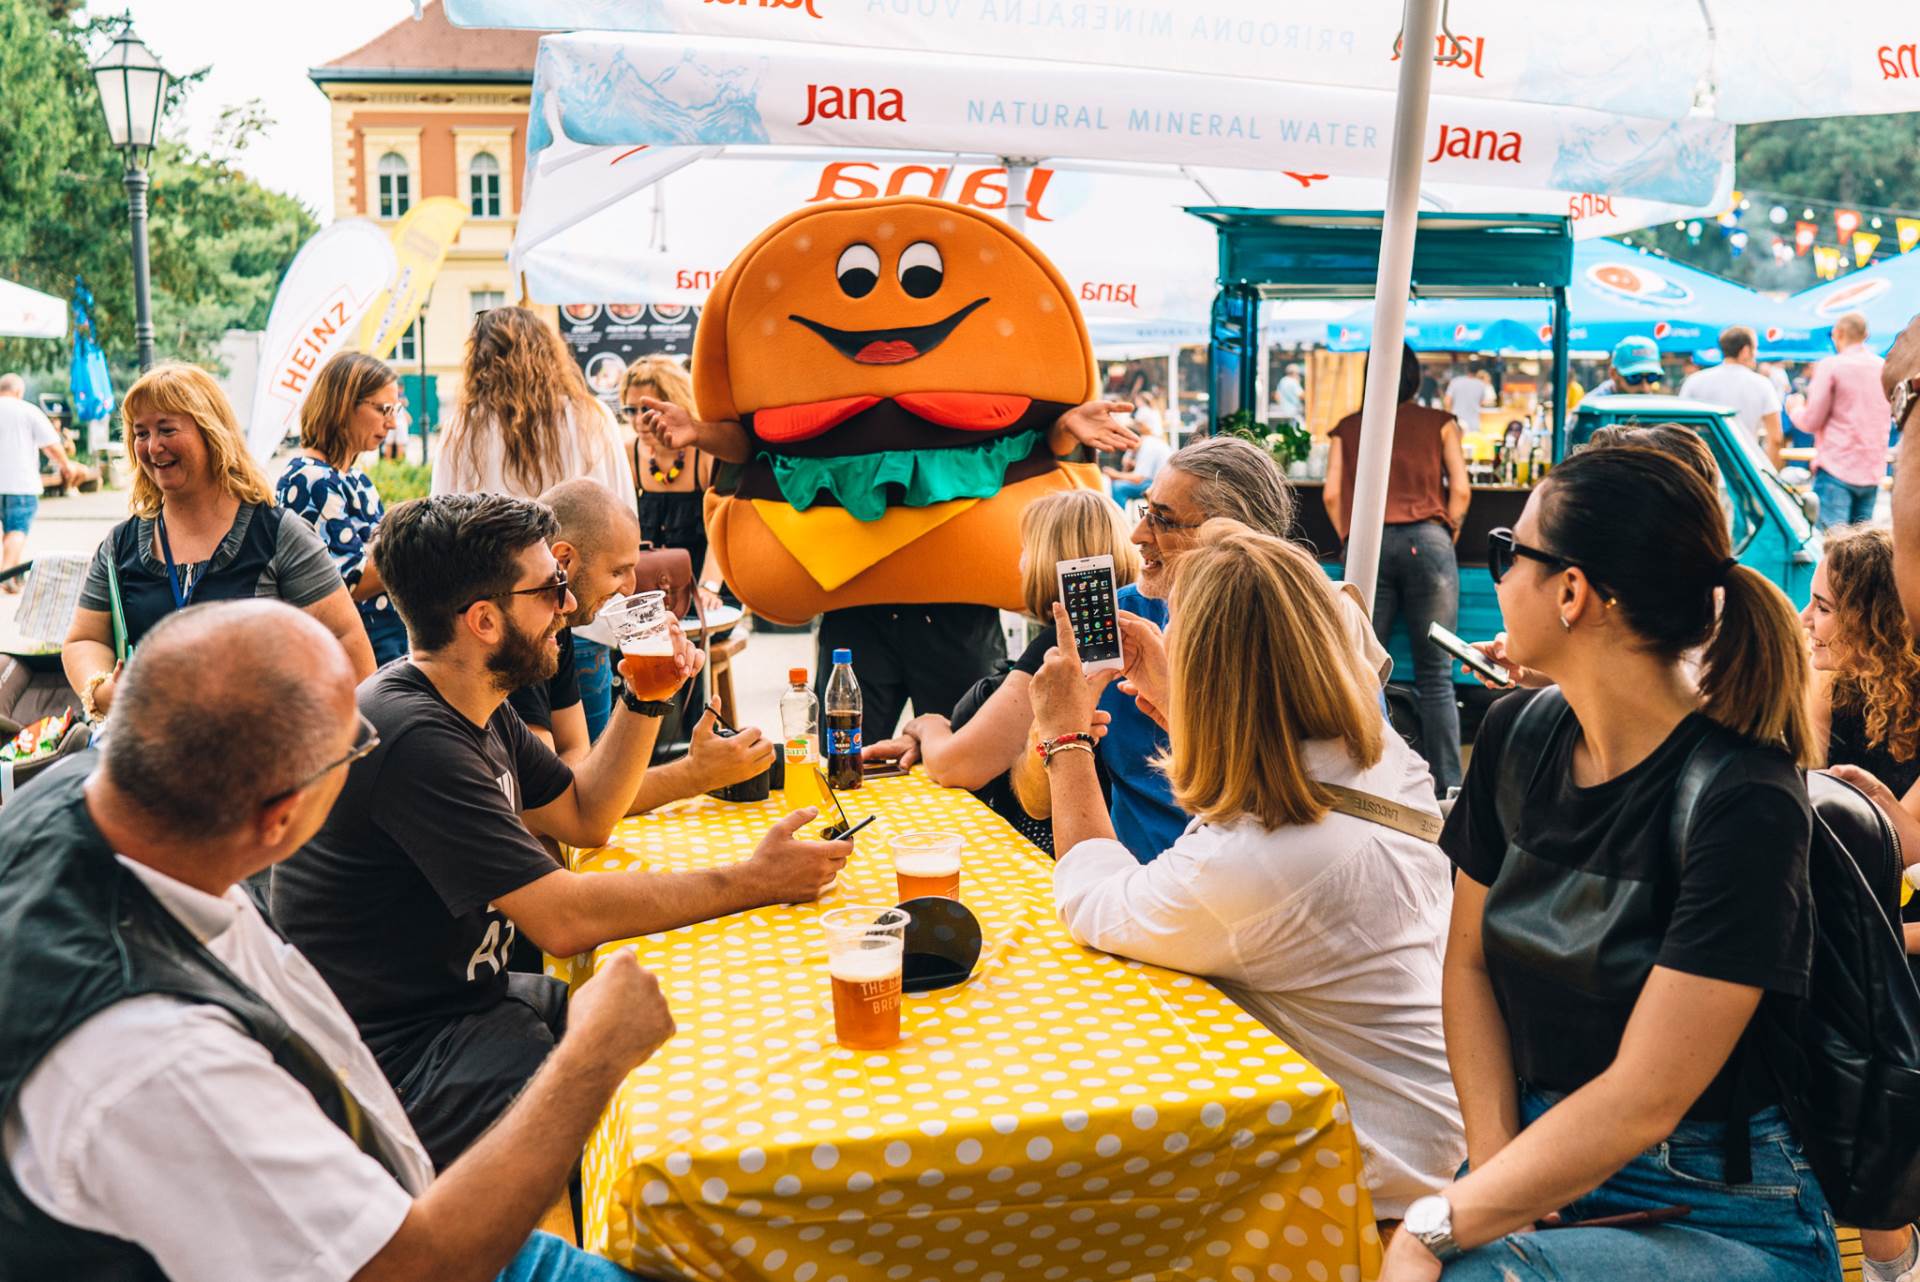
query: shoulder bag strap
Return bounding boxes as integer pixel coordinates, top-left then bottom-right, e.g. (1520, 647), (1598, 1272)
(1495, 687), (1569, 844)
(105, 539), (128, 664)
(1320, 783), (1444, 842)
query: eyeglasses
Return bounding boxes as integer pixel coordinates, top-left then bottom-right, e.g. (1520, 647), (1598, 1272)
(1487, 527), (1569, 585)
(1622, 372), (1663, 387)
(464, 568), (571, 613)
(266, 711), (380, 805)
(359, 400), (403, 419)
(1140, 505), (1205, 534)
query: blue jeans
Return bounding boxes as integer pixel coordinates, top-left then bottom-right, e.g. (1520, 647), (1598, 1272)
(1443, 1088), (1840, 1281)
(1813, 469), (1879, 530)
(573, 635), (614, 742)
(362, 609), (410, 667)
(1373, 520), (1462, 793)
(1, 493), (38, 535)
(496, 1232), (635, 1281)
(1111, 478), (1150, 505)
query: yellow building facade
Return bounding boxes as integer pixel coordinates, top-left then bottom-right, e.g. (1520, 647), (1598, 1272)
(310, 1), (545, 429)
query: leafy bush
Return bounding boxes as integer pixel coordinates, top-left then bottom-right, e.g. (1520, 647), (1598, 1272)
(366, 459), (432, 505)
(1218, 409), (1312, 468)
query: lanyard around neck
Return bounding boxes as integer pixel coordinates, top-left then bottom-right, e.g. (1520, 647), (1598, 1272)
(155, 513), (199, 611)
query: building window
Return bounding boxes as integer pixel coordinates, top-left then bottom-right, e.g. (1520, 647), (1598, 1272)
(469, 151), (502, 219)
(377, 152), (410, 219)
(470, 289), (505, 319)
(394, 317), (421, 363)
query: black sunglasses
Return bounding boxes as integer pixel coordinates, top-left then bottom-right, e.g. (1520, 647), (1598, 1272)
(1622, 372), (1663, 387)
(1487, 527), (1569, 585)
(266, 711), (380, 805)
(464, 568), (571, 613)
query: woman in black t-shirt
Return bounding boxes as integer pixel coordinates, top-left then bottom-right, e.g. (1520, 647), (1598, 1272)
(1381, 447), (1836, 1281)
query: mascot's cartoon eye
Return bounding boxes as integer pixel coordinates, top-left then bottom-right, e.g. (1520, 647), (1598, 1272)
(897, 242), (945, 299)
(836, 244), (880, 298)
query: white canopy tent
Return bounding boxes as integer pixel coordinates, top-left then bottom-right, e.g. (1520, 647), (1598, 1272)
(452, 0), (1920, 600)
(0, 279), (67, 341)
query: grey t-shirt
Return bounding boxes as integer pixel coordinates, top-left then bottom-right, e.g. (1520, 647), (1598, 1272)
(77, 506), (342, 615)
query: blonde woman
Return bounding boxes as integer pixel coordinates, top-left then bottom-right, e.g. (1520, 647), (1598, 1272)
(1030, 518), (1463, 1221)
(433, 306), (636, 737)
(619, 356), (722, 613)
(864, 489), (1138, 849)
(277, 352), (408, 664)
(63, 364), (373, 720)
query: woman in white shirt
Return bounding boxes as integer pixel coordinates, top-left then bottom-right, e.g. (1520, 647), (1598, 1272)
(1029, 518), (1464, 1220)
(432, 305), (636, 737)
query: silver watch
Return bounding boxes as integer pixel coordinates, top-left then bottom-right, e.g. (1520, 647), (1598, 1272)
(1403, 1194), (1463, 1261)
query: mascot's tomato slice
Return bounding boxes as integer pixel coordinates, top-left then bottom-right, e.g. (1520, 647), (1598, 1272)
(892, 392), (1033, 431)
(752, 395), (883, 443)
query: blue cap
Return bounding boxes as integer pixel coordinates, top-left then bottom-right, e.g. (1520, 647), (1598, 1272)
(1610, 335), (1663, 377)
(832, 648), (852, 665)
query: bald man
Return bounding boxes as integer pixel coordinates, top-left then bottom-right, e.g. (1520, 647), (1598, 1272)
(1802, 311), (1894, 529)
(0, 599), (673, 1282)
(510, 479), (773, 818)
(0, 373), (79, 591)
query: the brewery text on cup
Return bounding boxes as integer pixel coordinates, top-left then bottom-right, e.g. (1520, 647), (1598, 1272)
(822, 906), (908, 1050)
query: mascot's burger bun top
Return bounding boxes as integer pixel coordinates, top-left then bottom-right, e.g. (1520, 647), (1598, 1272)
(693, 196), (1096, 418)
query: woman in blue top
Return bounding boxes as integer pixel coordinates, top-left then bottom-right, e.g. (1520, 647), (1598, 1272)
(278, 353), (409, 665)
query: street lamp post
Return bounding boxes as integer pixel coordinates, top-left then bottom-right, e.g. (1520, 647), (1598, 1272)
(90, 28), (170, 374)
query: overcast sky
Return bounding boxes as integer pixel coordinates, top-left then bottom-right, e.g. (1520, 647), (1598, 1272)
(114, 0), (419, 221)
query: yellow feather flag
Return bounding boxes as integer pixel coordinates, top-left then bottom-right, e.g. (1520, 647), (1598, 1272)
(1854, 232), (1883, 267)
(358, 197), (469, 360)
(1814, 246), (1844, 280)
(1898, 218), (1920, 254)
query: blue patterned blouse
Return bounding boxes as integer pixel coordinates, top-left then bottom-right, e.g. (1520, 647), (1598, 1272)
(275, 455), (396, 628)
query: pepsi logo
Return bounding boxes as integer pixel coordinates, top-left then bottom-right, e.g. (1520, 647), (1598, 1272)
(1538, 323), (1553, 341)
(1454, 323), (1470, 340)
(1586, 261), (1694, 309)
(1765, 326), (1783, 341)
(1814, 276), (1892, 317)
(1653, 321), (1672, 339)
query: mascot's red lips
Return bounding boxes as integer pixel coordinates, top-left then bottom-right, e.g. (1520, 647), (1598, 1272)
(790, 297), (989, 365)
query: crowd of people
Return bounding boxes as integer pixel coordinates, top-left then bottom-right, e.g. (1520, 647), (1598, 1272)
(5, 301), (1920, 1282)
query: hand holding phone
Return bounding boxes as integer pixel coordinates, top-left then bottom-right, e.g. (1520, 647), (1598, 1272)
(1056, 555), (1123, 674)
(1427, 621), (1514, 689)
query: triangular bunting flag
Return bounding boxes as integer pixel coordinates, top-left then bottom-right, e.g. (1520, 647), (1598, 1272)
(1854, 232), (1882, 267)
(1898, 218), (1920, 254)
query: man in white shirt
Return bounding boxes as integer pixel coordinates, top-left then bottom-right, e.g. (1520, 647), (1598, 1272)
(1102, 418), (1173, 505)
(1444, 365), (1492, 434)
(1273, 363), (1306, 423)
(0, 373), (80, 591)
(1, 599), (670, 1282)
(1679, 326), (1785, 468)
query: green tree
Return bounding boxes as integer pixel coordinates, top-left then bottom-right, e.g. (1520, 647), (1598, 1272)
(0, 1), (315, 385)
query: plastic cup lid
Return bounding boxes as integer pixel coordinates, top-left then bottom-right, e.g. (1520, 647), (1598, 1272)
(897, 898), (983, 992)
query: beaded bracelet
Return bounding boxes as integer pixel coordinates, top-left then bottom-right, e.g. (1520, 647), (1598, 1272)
(1035, 732), (1097, 766)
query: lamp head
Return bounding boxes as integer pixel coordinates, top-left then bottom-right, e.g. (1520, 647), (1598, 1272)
(91, 29), (169, 167)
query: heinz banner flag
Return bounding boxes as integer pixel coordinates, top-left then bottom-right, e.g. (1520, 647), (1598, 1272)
(360, 197), (468, 360)
(248, 221), (397, 461)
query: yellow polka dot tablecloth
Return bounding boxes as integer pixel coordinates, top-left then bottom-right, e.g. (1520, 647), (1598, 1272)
(562, 772), (1383, 1282)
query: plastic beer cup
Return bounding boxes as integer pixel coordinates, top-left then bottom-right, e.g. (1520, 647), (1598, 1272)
(822, 906), (908, 1050)
(602, 591), (681, 701)
(891, 831), (962, 902)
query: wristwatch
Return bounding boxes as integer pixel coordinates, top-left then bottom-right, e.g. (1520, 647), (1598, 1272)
(1403, 1194), (1463, 1262)
(618, 686), (676, 718)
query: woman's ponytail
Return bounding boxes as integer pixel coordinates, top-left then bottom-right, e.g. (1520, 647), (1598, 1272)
(1699, 563), (1815, 765)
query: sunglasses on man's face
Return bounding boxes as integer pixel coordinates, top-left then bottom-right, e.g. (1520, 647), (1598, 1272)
(1487, 527), (1569, 586)
(464, 568), (571, 613)
(1622, 372), (1663, 387)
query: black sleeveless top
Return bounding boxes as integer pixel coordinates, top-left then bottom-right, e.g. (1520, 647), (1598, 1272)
(1828, 699), (1920, 800)
(107, 504), (285, 651)
(632, 439), (708, 574)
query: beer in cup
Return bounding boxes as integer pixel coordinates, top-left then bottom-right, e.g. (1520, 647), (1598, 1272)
(822, 906), (908, 1050)
(603, 590), (681, 701)
(891, 831), (962, 902)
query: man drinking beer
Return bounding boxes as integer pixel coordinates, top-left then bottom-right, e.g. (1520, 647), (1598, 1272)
(273, 493), (851, 1169)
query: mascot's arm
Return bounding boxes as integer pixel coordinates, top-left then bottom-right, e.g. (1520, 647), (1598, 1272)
(1049, 401), (1141, 457)
(637, 395), (753, 463)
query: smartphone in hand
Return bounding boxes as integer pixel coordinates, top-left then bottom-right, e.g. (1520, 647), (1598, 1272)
(1427, 621), (1514, 689)
(1056, 554), (1124, 673)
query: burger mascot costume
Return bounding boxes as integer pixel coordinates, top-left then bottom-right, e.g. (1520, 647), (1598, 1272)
(637, 196), (1139, 740)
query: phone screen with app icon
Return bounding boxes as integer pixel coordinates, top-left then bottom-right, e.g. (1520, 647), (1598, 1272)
(1060, 565), (1121, 664)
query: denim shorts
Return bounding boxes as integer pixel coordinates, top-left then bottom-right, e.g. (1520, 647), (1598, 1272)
(1442, 1087), (1841, 1281)
(1, 493), (37, 535)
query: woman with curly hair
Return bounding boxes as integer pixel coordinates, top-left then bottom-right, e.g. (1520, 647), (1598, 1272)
(1803, 524), (1920, 809)
(433, 306), (635, 736)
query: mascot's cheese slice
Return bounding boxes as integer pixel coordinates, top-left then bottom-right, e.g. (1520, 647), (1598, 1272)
(749, 497), (976, 592)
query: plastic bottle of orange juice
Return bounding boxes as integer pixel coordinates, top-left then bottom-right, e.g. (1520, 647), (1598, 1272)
(779, 668), (824, 815)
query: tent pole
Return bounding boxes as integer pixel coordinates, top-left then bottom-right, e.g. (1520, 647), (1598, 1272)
(1551, 285), (1570, 460)
(1168, 346), (1180, 446)
(1256, 329), (1272, 424)
(1343, 0), (1440, 611)
(1004, 157), (1034, 233)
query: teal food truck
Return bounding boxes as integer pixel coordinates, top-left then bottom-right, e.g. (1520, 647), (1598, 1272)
(1201, 209), (1821, 742)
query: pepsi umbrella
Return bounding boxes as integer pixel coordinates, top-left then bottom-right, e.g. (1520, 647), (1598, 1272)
(1791, 252), (1920, 355)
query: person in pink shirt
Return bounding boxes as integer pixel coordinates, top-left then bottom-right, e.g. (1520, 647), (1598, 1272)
(1800, 311), (1894, 529)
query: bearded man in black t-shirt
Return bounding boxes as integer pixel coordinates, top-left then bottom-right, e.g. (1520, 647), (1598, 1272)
(273, 493), (851, 1169)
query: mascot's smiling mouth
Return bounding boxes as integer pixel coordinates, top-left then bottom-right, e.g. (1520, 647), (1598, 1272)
(789, 297), (990, 365)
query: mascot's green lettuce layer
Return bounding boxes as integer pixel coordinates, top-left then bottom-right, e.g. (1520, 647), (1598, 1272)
(766, 429), (1043, 522)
